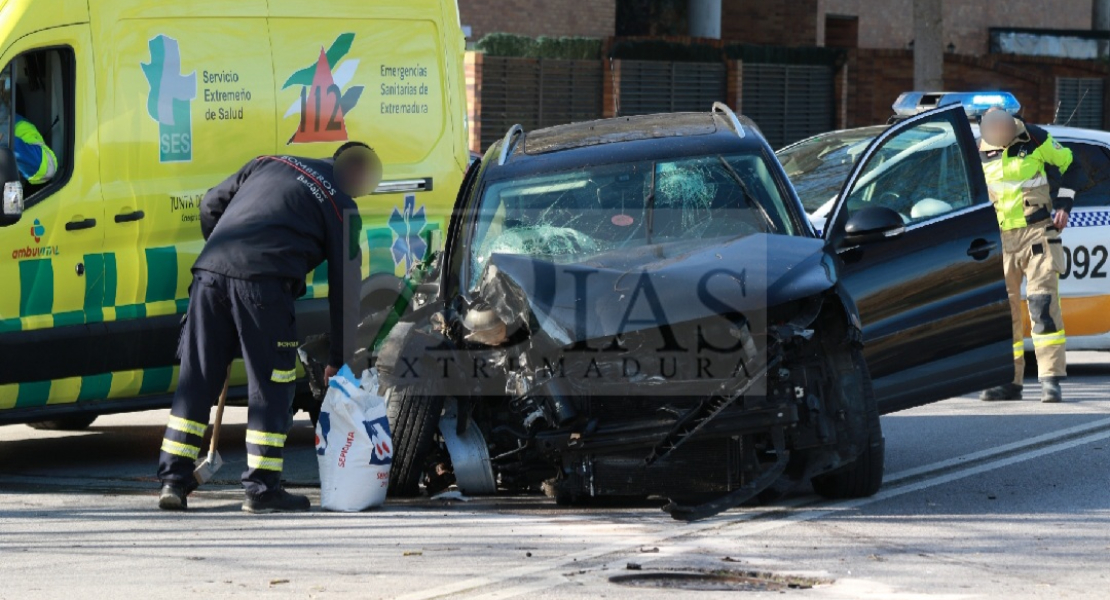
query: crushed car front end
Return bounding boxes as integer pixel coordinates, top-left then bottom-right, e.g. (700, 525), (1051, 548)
(377, 110), (884, 520)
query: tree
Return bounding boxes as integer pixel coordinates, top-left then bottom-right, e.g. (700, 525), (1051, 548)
(913, 0), (943, 90)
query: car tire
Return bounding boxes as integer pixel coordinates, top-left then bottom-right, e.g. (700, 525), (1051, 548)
(385, 385), (444, 497)
(27, 414), (98, 431)
(810, 345), (884, 500)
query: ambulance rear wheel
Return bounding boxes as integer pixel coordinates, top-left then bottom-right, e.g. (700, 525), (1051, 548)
(27, 414), (98, 431)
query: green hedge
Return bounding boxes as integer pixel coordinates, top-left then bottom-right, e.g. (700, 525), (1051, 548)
(608, 39), (722, 63)
(475, 33), (602, 60)
(723, 44), (845, 66)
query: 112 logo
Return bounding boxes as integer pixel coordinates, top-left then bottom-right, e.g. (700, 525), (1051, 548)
(282, 33), (365, 144)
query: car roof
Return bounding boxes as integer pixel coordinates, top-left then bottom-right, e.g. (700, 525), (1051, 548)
(780, 121), (1110, 155)
(485, 111), (772, 179)
(523, 112), (740, 155)
(1037, 124), (1110, 144)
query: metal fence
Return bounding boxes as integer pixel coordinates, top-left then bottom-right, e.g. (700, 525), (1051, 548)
(1055, 77), (1105, 129)
(478, 56), (604, 151)
(616, 60), (727, 116)
(742, 63), (834, 149)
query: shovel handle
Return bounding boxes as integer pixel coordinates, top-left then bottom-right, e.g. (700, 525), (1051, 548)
(209, 373), (230, 453)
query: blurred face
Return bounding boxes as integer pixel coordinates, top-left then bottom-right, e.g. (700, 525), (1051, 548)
(981, 109), (1017, 148)
(334, 145), (383, 198)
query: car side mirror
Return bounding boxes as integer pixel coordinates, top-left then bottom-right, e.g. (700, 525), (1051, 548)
(0, 146), (23, 226)
(842, 206), (904, 246)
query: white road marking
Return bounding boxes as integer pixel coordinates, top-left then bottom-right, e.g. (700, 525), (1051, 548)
(397, 420), (1110, 600)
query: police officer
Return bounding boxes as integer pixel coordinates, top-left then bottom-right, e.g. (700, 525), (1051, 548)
(157, 142), (382, 512)
(978, 108), (1073, 403)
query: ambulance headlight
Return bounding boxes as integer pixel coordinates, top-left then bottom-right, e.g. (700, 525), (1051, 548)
(3, 181), (23, 217)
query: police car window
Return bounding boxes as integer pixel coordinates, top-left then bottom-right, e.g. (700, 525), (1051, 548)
(1061, 142), (1110, 209)
(843, 120), (973, 226)
(776, 126), (886, 213)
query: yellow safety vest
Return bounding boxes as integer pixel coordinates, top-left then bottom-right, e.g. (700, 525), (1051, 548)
(979, 122), (1072, 232)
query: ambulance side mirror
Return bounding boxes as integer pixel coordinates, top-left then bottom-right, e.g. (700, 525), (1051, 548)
(0, 146), (22, 226)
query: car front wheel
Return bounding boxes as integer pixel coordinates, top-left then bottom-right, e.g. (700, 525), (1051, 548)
(385, 384), (444, 497)
(810, 342), (884, 499)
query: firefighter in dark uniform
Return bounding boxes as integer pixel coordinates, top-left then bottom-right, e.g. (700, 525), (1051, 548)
(157, 142), (382, 512)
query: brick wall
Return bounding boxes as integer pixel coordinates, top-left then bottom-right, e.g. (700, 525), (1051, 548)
(844, 49), (1110, 127)
(458, 0), (617, 41)
(819, 0), (1093, 56)
(721, 0), (820, 47)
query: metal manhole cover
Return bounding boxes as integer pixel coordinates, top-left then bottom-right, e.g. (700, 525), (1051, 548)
(610, 571), (824, 592)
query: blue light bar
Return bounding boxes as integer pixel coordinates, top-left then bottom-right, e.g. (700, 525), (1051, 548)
(892, 91), (1021, 118)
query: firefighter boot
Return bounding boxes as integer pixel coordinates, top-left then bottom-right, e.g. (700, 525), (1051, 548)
(1040, 377), (1063, 403)
(158, 483), (191, 511)
(980, 383), (1024, 401)
(242, 488), (311, 514)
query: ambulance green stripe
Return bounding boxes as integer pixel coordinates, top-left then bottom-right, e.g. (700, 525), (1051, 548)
(103, 252), (117, 307)
(83, 253), (105, 323)
(15, 380), (51, 408)
(77, 373), (113, 402)
(54, 311), (84, 327)
(140, 367), (174, 395)
(145, 247), (178, 303)
(116, 304), (147, 320)
(367, 228), (393, 274)
(19, 259), (53, 316)
(312, 261), (328, 285)
(0, 318), (21, 333)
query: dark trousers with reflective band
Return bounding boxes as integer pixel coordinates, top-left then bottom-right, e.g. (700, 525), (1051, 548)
(158, 270), (299, 497)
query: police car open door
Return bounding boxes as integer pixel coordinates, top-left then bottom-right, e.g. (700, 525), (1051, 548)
(823, 104), (1013, 414)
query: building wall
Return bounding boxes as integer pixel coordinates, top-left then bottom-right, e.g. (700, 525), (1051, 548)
(844, 49), (1110, 127)
(458, 0), (617, 41)
(818, 0), (1093, 55)
(721, 0), (820, 46)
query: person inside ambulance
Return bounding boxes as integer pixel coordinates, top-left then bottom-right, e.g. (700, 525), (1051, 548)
(977, 107), (1077, 403)
(157, 142), (382, 513)
(0, 65), (59, 186)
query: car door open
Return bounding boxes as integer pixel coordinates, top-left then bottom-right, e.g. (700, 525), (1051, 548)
(823, 104), (1013, 414)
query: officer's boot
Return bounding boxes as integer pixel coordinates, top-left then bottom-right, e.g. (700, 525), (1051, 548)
(1040, 377), (1063, 403)
(242, 487), (311, 514)
(980, 383), (1024, 401)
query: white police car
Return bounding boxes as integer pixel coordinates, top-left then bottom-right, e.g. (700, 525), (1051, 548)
(777, 91), (1110, 355)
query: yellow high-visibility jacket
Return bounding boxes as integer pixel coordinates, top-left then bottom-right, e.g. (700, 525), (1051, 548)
(979, 121), (1072, 232)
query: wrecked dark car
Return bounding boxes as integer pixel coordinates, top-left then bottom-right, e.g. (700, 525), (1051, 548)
(372, 103), (1014, 520)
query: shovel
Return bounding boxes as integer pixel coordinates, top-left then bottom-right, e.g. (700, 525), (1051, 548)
(194, 374), (230, 485)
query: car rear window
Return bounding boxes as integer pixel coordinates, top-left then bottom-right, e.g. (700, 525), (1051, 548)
(1060, 141), (1110, 209)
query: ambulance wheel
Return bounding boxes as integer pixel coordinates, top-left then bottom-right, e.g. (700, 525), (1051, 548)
(385, 385), (444, 498)
(27, 414), (98, 431)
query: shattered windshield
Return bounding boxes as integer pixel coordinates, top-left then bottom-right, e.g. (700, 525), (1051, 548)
(468, 153), (796, 290)
(776, 126), (886, 212)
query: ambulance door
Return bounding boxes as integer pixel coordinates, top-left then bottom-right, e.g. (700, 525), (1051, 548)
(93, 7), (276, 396)
(0, 25), (107, 403)
(267, 0), (456, 339)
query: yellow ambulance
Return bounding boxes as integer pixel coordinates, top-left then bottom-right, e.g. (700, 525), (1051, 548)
(0, 0), (468, 428)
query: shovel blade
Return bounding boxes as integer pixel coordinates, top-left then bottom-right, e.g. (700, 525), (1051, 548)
(193, 450), (224, 485)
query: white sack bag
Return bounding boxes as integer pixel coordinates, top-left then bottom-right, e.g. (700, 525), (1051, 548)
(315, 366), (392, 511)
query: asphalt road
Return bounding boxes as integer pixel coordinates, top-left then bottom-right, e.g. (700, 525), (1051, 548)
(2, 352), (1108, 600)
